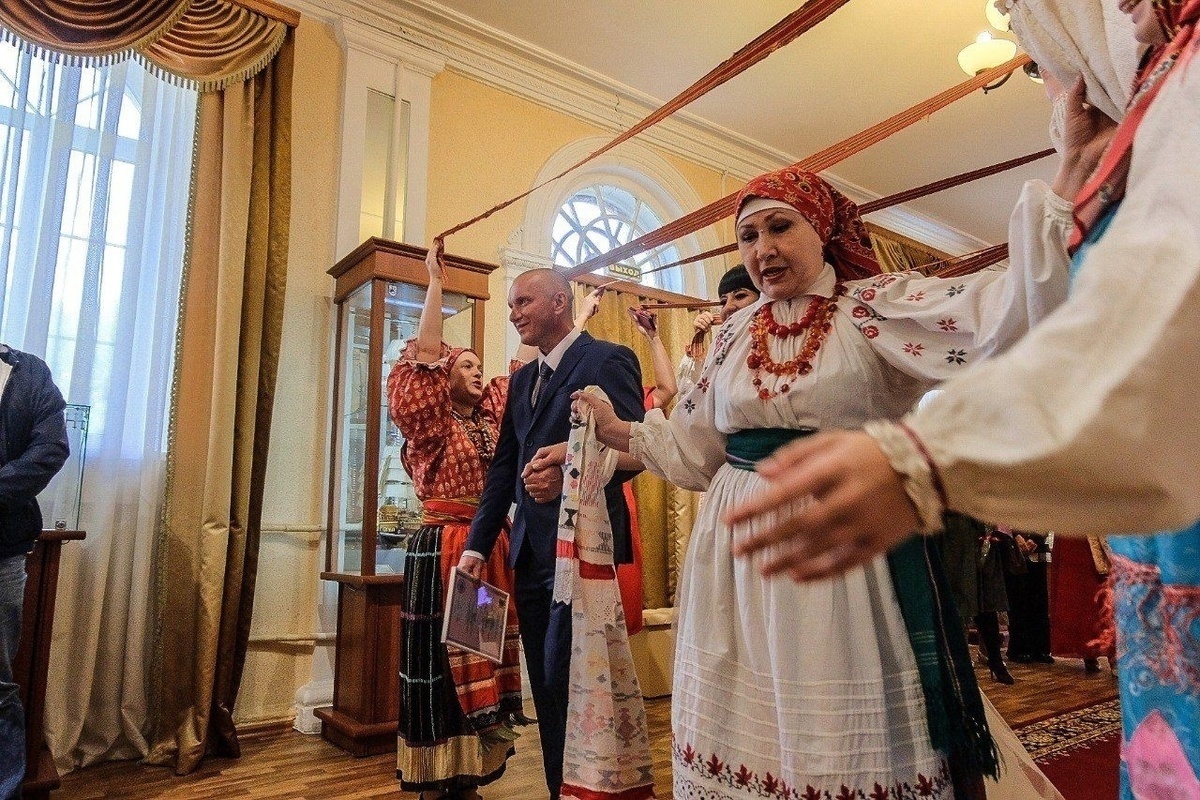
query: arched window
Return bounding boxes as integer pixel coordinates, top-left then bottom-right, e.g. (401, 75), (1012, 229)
(551, 183), (683, 293)
(519, 139), (715, 298)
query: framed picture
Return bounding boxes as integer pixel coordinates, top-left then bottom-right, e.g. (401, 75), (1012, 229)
(441, 567), (510, 665)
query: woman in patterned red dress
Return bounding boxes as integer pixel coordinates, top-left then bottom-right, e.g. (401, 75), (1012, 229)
(386, 242), (533, 800)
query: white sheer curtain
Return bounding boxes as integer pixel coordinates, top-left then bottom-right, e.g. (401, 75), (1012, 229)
(0, 39), (196, 768)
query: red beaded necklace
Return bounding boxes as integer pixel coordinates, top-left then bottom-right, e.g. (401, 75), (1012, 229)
(746, 288), (841, 399)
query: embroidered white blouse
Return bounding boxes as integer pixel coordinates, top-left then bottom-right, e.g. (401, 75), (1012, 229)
(880, 59), (1200, 537)
(629, 204), (1071, 485)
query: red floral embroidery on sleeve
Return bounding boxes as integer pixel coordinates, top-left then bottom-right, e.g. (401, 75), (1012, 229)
(387, 341), (453, 450)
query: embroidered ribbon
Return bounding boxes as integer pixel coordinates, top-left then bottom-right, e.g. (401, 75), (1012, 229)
(633, 148), (1052, 283)
(436, 0), (852, 243)
(561, 55), (1030, 280)
(555, 386), (655, 800)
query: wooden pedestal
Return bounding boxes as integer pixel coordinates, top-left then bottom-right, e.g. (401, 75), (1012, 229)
(315, 573), (404, 756)
(16, 530), (85, 800)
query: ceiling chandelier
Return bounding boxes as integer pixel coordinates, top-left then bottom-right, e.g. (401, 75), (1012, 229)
(958, 0), (1041, 92)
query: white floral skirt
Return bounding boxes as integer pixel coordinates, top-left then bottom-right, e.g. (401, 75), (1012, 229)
(672, 463), (953, 799)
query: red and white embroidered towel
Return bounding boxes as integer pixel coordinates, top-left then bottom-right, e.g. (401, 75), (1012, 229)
(555, 386), (655, 800)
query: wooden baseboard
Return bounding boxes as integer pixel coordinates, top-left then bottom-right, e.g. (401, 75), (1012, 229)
(236, 718), (295, 741)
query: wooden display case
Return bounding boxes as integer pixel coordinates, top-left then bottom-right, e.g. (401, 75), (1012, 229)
(316, 239), (495, 755)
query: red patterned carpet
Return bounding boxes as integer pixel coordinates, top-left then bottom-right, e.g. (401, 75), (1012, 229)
(1017, 699), (1122, 800)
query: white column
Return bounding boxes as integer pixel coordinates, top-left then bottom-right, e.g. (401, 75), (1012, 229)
(333, 18), (445, 258)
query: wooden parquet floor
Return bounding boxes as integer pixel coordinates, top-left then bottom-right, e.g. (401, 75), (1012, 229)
(56, 653), (1118, 799)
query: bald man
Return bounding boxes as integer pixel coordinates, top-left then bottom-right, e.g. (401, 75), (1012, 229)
(462, 269), (644, 799)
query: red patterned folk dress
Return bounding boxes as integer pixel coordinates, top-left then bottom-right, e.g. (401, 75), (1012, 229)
(387, 342), (522, 794)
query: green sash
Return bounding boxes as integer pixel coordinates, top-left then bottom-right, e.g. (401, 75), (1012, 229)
(725, 429), (999, 794)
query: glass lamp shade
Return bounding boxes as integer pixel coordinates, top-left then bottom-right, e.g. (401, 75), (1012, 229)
(985, 0), (1011, 32)
(958, 32), (1018, 76)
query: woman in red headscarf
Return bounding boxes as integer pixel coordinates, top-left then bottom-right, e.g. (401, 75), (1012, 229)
(576, 167), (1071, 799)
(719, 3), (1200, 799)
(386, 242), (533, 800)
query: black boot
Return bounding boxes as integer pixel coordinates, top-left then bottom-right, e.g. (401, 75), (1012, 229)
(976, 612), (1014, 684)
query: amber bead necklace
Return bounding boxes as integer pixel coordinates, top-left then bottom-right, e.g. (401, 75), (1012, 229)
(746, 285), (842, 399)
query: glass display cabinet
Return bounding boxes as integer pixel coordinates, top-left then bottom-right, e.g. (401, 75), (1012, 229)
(317, 238), (496, 755)
(36, 404), (88, 530)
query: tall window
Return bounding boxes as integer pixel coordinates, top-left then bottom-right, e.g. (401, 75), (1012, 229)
(0, 38), (197, 766)
(0, 41), (196, 452)
(551, 184), (683, 293)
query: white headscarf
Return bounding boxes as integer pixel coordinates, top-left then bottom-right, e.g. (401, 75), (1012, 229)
(1001, 0), (1142, 123)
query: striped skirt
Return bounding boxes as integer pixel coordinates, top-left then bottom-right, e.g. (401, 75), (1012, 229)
(397, 500), (522, 793)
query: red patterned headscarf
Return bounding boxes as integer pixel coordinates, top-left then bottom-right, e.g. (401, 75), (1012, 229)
(735, 168), (881, 281)
(400, 340), (478, 371)
(1070, 0), (1200, 252)
(445, 346), (476, 369)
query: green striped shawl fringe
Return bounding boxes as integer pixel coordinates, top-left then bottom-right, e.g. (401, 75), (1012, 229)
(887, 534), (1000, 796)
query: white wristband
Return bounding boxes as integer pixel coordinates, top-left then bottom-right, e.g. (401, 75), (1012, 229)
(864, 420), (945, 534)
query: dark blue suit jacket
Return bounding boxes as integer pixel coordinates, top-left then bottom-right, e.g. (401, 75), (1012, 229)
(466, 332), (645, 571)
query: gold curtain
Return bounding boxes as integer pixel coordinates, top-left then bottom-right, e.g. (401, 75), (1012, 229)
(145, 30), (293, 777)
(571, 284), (700, 610)
(868, 226), (945, 273)
(0, 0), (288, 92)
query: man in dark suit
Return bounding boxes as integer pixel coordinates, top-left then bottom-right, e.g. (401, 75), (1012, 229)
(460, 269), (644, 799)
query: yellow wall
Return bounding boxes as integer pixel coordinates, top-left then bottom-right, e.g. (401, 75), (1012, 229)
(426, 70), (740, 378)
(238, 15), (742, 727)
(235, 14), (343, 728)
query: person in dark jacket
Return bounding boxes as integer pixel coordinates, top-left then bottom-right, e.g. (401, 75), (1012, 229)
(0, 344), (68, 800)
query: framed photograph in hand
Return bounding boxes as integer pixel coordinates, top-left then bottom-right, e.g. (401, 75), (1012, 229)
(441, 566), (510, 664)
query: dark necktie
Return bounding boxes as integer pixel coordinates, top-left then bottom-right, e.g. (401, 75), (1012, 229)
(531, 362), (553, 408)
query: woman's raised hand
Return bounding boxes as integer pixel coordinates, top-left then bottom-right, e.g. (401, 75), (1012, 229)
(724, 430), (920, 582)
(1052, 76), (1119, 199)
(426, 238), (447, 281)
(628, 307), (658, 338)
(574, 288), (604, 331)
(692, 310), (719, 335)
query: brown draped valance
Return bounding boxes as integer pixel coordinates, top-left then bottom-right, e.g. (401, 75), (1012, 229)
(141, 0), (289, 92)
(0, 0), (191, 60)
(0, 0), (295, 92)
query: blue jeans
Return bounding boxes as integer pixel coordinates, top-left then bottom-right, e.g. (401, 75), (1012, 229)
(0, 554), (27, 800)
